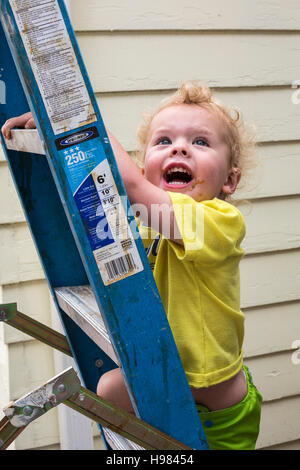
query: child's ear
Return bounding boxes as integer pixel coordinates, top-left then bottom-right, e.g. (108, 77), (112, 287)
(222, 167), (241, 195)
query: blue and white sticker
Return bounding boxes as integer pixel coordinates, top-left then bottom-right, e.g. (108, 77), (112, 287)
(61, 138), (143, 285)
(10, 0), (97, 135)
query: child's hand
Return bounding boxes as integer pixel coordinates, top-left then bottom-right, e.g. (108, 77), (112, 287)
(1, 112), (36, 140)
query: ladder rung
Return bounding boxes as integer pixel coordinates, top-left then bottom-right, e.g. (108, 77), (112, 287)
(5, 129), (46, 155)
(55, 286), (147, 450)
(103, 428), (144, 451)
(55, 285), (118, 365)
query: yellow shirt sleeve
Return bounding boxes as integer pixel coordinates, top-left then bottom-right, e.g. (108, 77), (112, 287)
(167, 192), (245, 266)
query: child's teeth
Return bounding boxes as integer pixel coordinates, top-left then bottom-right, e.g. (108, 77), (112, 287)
(167, 167), (189, 175)
(164, 166), (192, 185)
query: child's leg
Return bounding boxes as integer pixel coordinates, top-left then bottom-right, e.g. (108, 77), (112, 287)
(97, 368), (135, 415)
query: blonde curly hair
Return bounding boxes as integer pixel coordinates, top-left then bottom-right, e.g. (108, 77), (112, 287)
(134, 81), (257, 203)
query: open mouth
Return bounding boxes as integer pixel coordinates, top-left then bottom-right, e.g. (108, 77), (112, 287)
(163, 165), (193, 186)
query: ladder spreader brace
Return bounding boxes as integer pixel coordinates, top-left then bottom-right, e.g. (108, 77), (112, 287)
(0, 0), (209, 450)
(0, 367), (192, 451)
(0, 303), (191, 451)
(0, 303), (72, 357)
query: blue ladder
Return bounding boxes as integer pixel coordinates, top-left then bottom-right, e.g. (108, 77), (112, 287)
(0, 0), (208, 450)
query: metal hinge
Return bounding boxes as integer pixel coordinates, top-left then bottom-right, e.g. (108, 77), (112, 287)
(1, 367), (191, 451)
(3, 368), (80, 427)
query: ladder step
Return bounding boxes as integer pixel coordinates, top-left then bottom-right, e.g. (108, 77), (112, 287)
(55, 287), (150, 450)
(5, 129), (45, 155)
(55, 285), (118, 365)
(103, 428), (144, 451)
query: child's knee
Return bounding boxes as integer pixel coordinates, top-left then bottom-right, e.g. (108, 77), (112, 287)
(96, 368), (135, 414)
(96, 369), (114, 399)
(96, 367), (125, 401)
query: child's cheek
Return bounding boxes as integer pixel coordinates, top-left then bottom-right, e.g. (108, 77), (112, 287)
(144, 152), (161, 178)
(143, 161), (159, 186)
(193, 162), (224, 198)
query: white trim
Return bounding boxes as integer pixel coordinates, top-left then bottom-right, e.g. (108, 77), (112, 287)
(50, 296), (94, 450)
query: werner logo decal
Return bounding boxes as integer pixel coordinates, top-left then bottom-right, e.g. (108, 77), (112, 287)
(55, 126), (100, 150)
(60, 131), (94, 146)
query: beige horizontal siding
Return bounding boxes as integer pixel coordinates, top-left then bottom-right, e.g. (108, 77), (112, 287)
(255, 396), (300, 449)
(0, 223), (43, 285)
(96, 88), (300, 150)
(237, 141), (300, 200)
(0, 163), (24, 224)
(76, 33), (300, 92)
(9, 340), (55, 400)
(241, 249), (300, 308)
(245, 352), (300, 402)
(263, 440), (300, 451)
(72, 0), (300, 31)
(240, 196), (300, 254)
(242, 354), (300, 447)
(2, 280), (51, 345)
(244, 301), (300, 358)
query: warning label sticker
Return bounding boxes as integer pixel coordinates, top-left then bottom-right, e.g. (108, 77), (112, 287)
(9, 0), (96, 135)
(90, 159), (144, 286)
(59, 137), (144, 286)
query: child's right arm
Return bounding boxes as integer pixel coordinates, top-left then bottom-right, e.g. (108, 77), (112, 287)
(1, 112), (36, 139)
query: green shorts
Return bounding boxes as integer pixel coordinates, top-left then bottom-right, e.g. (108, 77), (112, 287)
(197, 365), (262, 450)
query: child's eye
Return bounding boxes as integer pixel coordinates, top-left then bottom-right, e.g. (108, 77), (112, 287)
(156, 137), (171, 145)
(193, 138), (209, 147)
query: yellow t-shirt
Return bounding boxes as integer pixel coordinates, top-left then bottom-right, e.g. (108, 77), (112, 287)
(138, 192), (246, 388)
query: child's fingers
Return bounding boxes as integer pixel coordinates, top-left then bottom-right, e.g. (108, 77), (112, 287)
(1, 112), (35, 140)
(24, 118), (36, 129)
(1, 119), (15, 139)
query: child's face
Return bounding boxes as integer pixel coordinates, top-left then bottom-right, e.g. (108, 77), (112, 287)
(143, 104), (239, 202)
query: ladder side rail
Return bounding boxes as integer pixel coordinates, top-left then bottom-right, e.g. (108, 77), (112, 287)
(0, 21), (114, 450)
(0, 44), (116, 390)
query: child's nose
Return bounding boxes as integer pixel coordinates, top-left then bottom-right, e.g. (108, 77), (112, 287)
(171, 146), (189, 157)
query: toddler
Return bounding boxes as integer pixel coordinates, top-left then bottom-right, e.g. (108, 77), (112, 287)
(1, 81), (262, 450)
